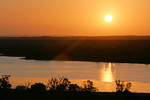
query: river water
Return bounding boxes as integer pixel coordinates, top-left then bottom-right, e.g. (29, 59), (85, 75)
(0, 56), (150, 93)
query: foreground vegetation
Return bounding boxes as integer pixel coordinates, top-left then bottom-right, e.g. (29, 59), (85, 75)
(0, 75), (150, 100)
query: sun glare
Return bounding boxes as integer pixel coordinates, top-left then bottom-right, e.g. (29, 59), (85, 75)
(105, 15), (112, 22)
(101, 63), (114, 82)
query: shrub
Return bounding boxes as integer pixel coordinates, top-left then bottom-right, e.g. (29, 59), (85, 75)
(31, 82), (46, 91)
(68, 84), (81, 92)
(0, 75), (11, 89)
(115, 80), (132, 93)
(82, 80), (98, 92)
(47, 77), (71, 91)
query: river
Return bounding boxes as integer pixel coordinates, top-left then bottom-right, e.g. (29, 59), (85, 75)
(0, 56), (150, 93)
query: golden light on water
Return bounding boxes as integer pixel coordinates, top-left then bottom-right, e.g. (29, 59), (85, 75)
(102, 63), (114, 82)
(105, 15), (112, 22)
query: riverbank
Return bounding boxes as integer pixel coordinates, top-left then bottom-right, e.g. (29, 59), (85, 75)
(1, 36), (150, 64)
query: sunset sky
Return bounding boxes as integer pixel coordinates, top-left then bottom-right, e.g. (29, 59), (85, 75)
(0, 0), (150, 36)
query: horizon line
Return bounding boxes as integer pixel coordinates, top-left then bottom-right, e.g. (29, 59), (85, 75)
(1, 35), (150, 38)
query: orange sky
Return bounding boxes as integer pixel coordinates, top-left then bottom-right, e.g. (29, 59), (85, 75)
(0, 0), (150, 36)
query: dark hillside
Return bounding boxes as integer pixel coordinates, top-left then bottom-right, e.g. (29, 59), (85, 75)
(0, 36), (150, 64)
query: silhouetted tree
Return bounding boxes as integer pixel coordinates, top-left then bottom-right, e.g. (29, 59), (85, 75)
(115, 80), (125, 92)
(0, 75), (11, 89)
(31, 82), (46, 91)
(83, 80), (98, 92)
(47, 78), (59, 91)
(56, 77), (71, 91)
(115, 80), (132, 93)
(24, 82), (31, 89)
(47, 77), (71, 91)
(125, 82), (132, 90)
(124, 82), (132, 93)
(68, 84), (81, 92)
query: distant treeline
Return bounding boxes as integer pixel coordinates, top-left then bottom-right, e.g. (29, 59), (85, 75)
(2, 36), (150, 40)
(1, 37), (150, 64)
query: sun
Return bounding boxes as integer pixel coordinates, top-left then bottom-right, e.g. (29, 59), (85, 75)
(105, 15), (112, 22)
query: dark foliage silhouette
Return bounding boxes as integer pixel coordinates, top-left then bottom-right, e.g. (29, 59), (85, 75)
(83, 80), (98, 92)
(0, 75), (11, 89)
(68, 84), (81, 91)
(46, 78), (98, 92)
(24, 82), (31, 89)
(0, 75), (149, 100)
(31, 82), (46, 91)
(46, 78), (58, 91)
(125, 82), (132, 91)
(47, 77), (71, 91)
(115, 80), (132, 93)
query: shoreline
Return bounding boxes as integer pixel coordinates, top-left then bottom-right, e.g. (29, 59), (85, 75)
(1, 37), (150, 64)
(1, 54), (150, 65)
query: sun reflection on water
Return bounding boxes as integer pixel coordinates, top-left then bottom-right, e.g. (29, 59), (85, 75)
(101, 63), (114, 82)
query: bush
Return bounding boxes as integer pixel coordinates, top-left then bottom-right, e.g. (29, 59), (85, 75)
(0, 75), (11, 89)
(115, 80), (132, 93)
(47, 77), (71, 91)
(31, 82), (46, 91)
(82, 80), (98, 92)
